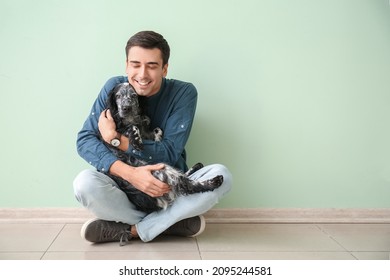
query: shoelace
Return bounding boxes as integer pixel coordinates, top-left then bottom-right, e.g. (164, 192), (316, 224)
(119, 230), (132, 246)
(100, 227), (132, 246)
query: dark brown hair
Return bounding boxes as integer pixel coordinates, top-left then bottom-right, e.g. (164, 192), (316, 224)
(125, 31), (170, 66)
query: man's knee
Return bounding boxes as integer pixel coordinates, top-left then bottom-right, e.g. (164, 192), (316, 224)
(74, 169), (94, 193)
(73, 169), (102, 205)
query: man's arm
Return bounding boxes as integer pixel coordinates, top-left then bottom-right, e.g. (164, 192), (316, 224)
(98, 109), (170, 197)
(98, 109), (130, 152)
(76, 77), (121, 173)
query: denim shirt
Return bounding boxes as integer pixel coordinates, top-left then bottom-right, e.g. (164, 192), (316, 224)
(76, 76), (198, 173)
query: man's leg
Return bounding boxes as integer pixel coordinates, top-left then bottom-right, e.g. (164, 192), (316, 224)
(136, 164), (232, 242)
(73, 169), (146, 225)
(73, 164), (232, 244)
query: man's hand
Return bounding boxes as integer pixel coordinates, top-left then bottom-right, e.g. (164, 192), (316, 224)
(126, 163), (171, 197)
(99, 110), (129, 151)
(110, 161), (170, 197)
(98, 109), (117, 143)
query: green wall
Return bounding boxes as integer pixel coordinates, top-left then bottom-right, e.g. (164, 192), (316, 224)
(1, 0), (389, 208)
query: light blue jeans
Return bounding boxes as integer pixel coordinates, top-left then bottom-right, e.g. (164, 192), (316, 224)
(73, 164), (232, 242)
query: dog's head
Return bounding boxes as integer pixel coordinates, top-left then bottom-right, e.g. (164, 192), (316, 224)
(107, 83), (140, 120)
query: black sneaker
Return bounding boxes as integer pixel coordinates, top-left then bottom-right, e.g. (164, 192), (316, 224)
(81, 218), (132, 246)
(164, 215), (206, 237)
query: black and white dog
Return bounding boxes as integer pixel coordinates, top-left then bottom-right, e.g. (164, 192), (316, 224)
(101, 83), (223, 213)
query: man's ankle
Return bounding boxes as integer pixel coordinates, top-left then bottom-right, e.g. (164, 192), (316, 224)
(130, 225), (139, 238)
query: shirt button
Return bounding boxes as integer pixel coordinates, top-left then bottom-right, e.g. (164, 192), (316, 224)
(101, 168), (105, 172)
(180, 124), (184, 129)
(149, 156), (152, 160)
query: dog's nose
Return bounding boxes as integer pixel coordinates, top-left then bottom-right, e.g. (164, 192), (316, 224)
(122, 106), (130, 112)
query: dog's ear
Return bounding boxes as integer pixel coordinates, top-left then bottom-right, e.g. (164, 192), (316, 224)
(127, 82), (136, 93)
(106, 85), (119, 113)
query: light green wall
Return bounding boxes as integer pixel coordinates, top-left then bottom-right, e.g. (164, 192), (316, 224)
(1, 0), (389, 208)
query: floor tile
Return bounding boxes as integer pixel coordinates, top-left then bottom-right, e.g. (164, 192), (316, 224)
(0, 224), (64, 252)
(1, 222), (389, 260)
(350, 252), (390, 260)
(201, 251), (356, 260)
(42, 251), (201, 260)
(48, 224), (199, 252)
(319, 224), (390, 251)
(197, 224), (345, 252)
(0, 252), (44, 260)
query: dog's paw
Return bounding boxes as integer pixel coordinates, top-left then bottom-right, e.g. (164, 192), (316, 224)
(208, 175), (224, 188)
(185, 162), (204, 176)
(128, 125), (143, 150)
(153, 127), (163, 141)
(141, 115), (151, 126)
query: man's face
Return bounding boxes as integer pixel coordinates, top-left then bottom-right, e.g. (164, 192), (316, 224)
(126, 46), (168, 97)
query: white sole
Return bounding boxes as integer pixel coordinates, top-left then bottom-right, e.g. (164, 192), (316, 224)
(80, 218), (100, 240)
(189, 215), (206, 237)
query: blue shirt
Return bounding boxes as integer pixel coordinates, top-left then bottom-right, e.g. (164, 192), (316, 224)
(76, 76), (198, 172)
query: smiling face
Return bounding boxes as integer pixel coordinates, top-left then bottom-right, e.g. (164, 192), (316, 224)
(126, 46), (168, 97)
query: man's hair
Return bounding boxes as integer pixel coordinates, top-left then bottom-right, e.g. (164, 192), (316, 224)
(125, 31), (170, 66)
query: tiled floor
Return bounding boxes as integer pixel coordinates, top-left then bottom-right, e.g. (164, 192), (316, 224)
(1, 222), (390, 260)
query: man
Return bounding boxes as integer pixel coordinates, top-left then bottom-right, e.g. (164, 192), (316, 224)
(73, 31), (232, 245)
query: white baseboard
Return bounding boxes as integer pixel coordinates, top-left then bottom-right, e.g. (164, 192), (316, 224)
(1, 207), (390, 224)
(205, 208), (390, 223)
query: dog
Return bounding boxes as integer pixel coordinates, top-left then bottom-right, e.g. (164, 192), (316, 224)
(101, 82), (223, 213)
